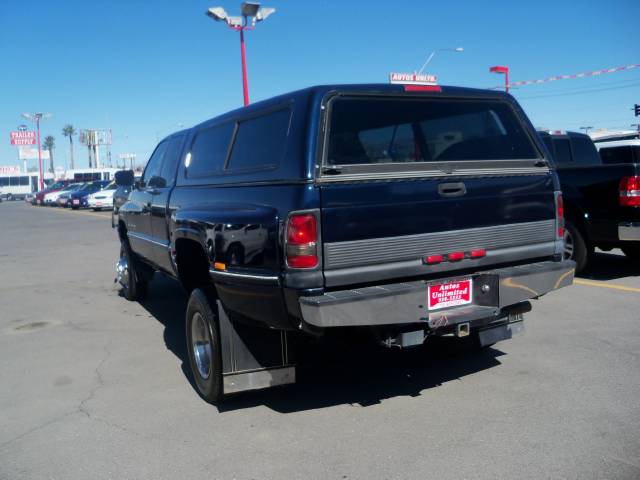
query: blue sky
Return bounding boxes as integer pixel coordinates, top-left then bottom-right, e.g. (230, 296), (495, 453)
(1, 0), (639, 170)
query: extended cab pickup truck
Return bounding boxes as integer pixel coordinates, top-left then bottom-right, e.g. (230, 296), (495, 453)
(538, 131), (640, 271)
(115, 84), (574, 402)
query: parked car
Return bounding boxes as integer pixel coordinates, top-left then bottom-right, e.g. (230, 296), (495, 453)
(115, 84), (574, 403)
(69, 181), (110, 209)
(55, 183), (85, 207)
(44, 182), (84, 206)
(88, 181), (117, 210)
(34, 180), (70, 205)
(538, 130), (640, 271)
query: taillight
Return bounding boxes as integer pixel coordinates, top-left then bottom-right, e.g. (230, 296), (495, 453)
(619, 176), (640, 207)
(447, 252), (465, 262)
(555, 192), (565, 239)
(286, 213), (319, 269)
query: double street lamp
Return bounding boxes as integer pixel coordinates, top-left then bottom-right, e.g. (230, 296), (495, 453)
(417, 47), (464, 75)
(21, 112), (51, 190)
(206, 2), (275, 106)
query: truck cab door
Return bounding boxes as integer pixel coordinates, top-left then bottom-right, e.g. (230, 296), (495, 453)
(125, 141), (168, 262)
(148, 133), (186, 272)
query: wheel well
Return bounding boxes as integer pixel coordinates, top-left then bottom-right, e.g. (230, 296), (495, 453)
(564, 202), (590, 242)
(117, 220), (128, 243)
(175, 238), (212, 294)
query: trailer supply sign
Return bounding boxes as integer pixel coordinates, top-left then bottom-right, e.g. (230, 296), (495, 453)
(10, 131), (36, 145)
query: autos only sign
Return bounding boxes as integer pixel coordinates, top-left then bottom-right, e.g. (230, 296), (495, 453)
(389, 72), (438, 85)
(10, 131), (36, 145)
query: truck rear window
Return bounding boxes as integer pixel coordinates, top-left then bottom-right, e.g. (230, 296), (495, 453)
(325, 97), (538, 166)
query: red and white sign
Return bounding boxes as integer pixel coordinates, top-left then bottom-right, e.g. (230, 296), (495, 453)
(10, 131), (36, 145)
(428, 279), (472, 310)
(0, 166), (21, 175)
(389, 72), (438, 85)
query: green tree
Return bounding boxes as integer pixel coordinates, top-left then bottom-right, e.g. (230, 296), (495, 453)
(62, 124), (76, 170)
(43, 136), (55, 173)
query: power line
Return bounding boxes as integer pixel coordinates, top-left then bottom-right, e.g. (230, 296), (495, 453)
(516, 81), (640, 100)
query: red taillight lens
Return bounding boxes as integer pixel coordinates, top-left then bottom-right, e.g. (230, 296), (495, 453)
(424, 254), (444, 265)
(469, 249), (486, 259)
(556, 192), (565, 238)
(447, 252), (465, 262)
(620, 176), (640, 207)
(286, 213), (318, 269)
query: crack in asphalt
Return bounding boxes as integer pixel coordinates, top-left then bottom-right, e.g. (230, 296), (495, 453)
(1, 340), (145, 450)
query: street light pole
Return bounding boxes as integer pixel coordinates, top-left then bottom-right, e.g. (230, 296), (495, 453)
(206, 2), (276, 106)
(22, 112), (51, 190)
(489, 65), (510, 93)
(239, 27), (250, 105)
(580, 126), (594, 135)
(417, 47), (464, 75)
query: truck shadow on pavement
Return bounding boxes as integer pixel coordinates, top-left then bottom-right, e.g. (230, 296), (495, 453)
(138, 274), (506, 413)
(579, 251), (639, 281)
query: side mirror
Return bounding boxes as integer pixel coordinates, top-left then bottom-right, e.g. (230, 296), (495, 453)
(115, 170), (134, 187)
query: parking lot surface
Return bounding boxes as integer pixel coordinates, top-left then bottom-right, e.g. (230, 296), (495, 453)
(1, 201), (639, 480)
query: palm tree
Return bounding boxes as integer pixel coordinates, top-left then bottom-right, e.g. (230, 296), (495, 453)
(43, 136), (55, 173)
(62, 124), (76, 170)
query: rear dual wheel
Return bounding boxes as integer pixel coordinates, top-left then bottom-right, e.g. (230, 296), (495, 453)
(186, 288), (223, 404)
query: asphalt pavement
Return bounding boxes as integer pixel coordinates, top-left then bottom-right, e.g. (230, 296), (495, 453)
(1, 200), (639, 480)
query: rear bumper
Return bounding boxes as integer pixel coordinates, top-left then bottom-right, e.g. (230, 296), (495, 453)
(619, 222), (640, 241)
(299, 260), (575, 328)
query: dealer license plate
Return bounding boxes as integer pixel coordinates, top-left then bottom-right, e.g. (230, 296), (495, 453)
(73, 199), (79, 204)
(428, 278), (473, 310)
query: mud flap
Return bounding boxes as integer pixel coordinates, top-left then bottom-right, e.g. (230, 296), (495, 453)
(217, 301), (295, 394)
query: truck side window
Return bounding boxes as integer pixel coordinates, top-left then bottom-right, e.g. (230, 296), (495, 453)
(552, 139), (572, 164)
(143, 141), (168, 188)
(187, 122), (234, 178)
(571, 136), (601, 165)
(226, 109), (291, 171)
(158, 135), (184, 187)
(599, 146), (633, 165)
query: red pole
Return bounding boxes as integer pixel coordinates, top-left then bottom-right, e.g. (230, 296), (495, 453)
(36, 117), (44, 190)
(505, 68), (510, 94)
(240, 28), (250, 106)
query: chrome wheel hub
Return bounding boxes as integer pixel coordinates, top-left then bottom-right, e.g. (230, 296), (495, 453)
(191, 312), (213, 380)
(116, 255), (129, 288)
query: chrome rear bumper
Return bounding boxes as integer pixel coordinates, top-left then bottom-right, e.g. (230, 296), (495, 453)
(299, 260), (575, 328)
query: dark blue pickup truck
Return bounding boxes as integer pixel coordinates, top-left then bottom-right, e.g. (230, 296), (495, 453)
(115, 84), (574, 402)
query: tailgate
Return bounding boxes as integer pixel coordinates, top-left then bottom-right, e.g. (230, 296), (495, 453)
(317, 92), (557, 287)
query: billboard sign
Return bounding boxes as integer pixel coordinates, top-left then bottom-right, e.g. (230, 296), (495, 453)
(80, 129), (112, 145)
(18, 147), (49, 160)
(10, 131), (36, 145)
(0, 166), (21, 175)
(389, 72), (438, 85)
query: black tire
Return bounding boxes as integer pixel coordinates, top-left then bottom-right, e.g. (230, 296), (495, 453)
(186, 288), (223, 403)
(622, 245), (640, 262)
(564, 221), (590, 273)
(118, 243), (148, 301)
